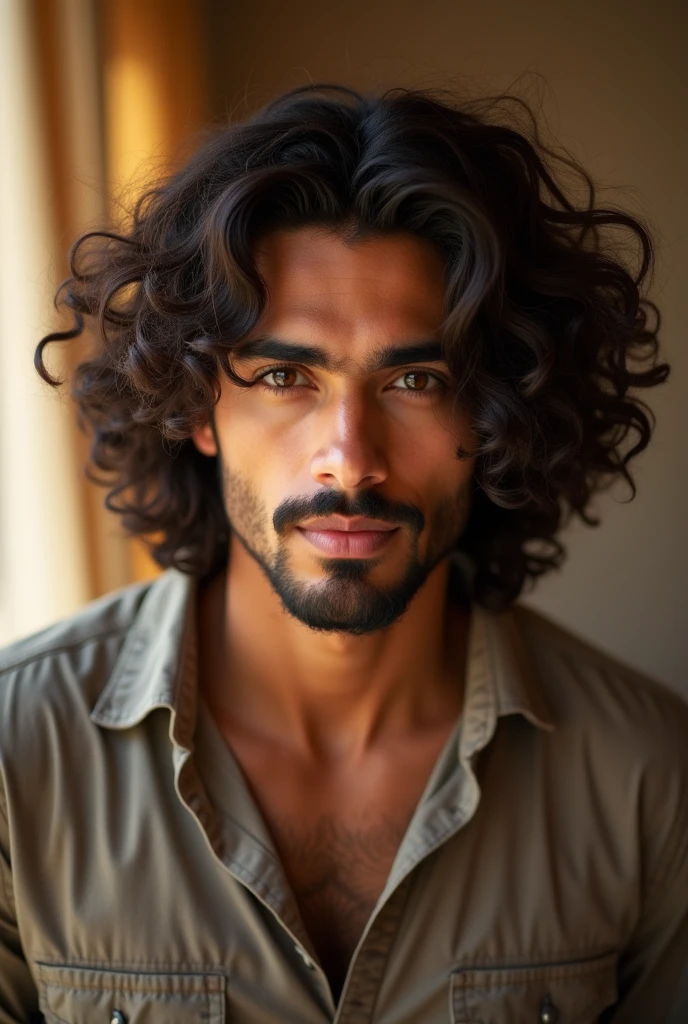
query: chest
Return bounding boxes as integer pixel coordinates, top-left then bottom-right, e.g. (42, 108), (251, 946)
(224, 735), (454, 996)
(270, 797), (412, 966)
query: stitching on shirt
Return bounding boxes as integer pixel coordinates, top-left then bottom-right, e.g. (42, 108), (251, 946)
(0, 776), (16, 917)
(221, 852), (287, 907)
(0, 774), (8, 823)
(450, 947), (617, 969)
(37, 979), (70, 1024)
(366, 877), (415, 1018)
(460, 960), (614, 985)
(644, 776), (688, 899)
(175, 753), (292, 914)
(36, 957), (226, 974)
(0, 855), (13, 918)
(0, 626), (130, 677)
(219, 809), (278, 860)
(40, 978), (214, 994)
(177, 762), (290, 913)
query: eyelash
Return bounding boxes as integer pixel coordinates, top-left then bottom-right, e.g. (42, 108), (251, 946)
(253, 364), (449, 400)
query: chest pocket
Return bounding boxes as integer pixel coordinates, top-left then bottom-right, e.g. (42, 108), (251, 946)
(35, 963), (226, 1024)
(450, 950), (618, 1024)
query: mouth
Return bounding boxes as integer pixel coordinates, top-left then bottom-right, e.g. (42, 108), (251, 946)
(296, 526), (399, 558)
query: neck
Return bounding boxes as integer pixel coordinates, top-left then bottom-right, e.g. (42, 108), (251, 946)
(197, 537), (469, 765)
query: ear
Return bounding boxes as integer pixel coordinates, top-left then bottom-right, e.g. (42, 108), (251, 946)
(190, 418), (218, 457)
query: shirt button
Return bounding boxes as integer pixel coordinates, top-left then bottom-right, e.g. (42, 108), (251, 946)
(111, 1012), (127, 1024)
(295, 944), (316, 969)
(539, 993), (560, 1023)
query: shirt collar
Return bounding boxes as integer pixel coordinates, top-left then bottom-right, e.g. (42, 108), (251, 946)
(90, 558), (556, 743)
(90, 568), (201, 749)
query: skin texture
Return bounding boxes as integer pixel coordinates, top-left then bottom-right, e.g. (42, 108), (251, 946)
(192, 225), (478, 997)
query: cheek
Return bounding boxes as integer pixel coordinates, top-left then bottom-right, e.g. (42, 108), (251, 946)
(389, 409), (473, 484)
(219, 392), (309, 458)
(218, 408), (303, 516)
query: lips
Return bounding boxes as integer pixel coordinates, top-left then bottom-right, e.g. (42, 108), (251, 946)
(296, 515), (400, 556)
(297, 526), (398, 557)
(299, 515), (397, 532)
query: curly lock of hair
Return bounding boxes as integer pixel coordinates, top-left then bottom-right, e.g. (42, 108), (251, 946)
(35, 82), (669, 611)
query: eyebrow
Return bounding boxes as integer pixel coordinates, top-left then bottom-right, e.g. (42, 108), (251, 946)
(232, 336), (447, 374)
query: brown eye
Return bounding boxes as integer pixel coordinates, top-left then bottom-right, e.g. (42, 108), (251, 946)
(404, 371), (429, 390)
(272, 368), (296, 387)
(260, 366), (308, 389)
(389, 369), (447, 399)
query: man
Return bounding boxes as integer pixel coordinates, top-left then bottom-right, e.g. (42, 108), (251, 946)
(1, 83), (686, 1022)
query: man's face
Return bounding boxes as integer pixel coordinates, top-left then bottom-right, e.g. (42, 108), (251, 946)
(193, 225), (477, 635)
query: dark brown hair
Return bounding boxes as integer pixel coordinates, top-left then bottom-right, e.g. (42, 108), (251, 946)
(35, 83), (668, 610)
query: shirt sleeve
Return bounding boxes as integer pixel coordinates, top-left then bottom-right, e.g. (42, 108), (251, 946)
(0, 771), (41, 1024)
(601, 693), (688, 1024)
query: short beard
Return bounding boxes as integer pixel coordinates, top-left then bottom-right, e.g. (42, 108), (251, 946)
(241, 534), (433, 635)
(222, 467), (471, 636)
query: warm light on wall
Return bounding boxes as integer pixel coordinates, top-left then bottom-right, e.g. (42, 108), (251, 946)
(106, 54), (168, 201)
(0, 0), (90, 642)
(101, 0), (208, 584)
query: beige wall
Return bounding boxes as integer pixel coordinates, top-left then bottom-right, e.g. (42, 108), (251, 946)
(206, 0), (687, 694)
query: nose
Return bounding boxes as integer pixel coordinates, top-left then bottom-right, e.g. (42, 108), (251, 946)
(309, 389), (389, 490)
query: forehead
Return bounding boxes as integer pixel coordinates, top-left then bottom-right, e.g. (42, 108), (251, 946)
(249, 226), (448, 350)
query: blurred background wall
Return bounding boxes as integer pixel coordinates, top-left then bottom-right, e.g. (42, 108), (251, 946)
(0, 0), (685, 695)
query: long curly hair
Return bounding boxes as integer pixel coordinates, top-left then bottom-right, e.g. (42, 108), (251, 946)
(35, 83), (669, 611)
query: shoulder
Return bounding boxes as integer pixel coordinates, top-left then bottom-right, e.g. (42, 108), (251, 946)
(511, 603), (688, 875)
(511, 601), (688, 739)
(0, 577), (156, 734)
(512, 603), (688, 883)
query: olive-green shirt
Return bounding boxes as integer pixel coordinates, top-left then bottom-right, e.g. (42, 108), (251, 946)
(0, 561), (686, 1023)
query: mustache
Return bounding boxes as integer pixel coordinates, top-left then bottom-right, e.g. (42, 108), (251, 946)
(272, 489), (424, 536)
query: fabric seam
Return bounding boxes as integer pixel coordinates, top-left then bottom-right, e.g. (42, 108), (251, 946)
(0, 626), (131, 678)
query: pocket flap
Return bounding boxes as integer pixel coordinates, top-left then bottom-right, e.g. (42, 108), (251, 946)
(450, 949), (618, 1024)
(36, 963), (226, 1024)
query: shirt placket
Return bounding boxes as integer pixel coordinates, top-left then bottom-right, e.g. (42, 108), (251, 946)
(331, 875), (415, 1023)
(171, 597), (497, 1023)
(174, 729), (470, 1022)
(330, 610), (496, 1021)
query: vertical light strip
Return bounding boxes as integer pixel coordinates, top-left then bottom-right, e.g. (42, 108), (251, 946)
(101, 0), (208, 583)
(0, 0), (89, 642)
(102, 0), (171, 584)
(59, 0), (133, 595)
